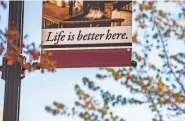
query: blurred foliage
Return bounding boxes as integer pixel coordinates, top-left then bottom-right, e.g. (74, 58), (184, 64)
(1, 1), (185, 121)
(0, 1), (56, 73)
(45, 1), (185, 121)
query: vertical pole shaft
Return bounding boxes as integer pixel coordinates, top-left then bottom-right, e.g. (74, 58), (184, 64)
(2, 1), (24, 121)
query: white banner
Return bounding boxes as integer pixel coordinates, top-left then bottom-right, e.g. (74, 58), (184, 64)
(42, 26), (132, 50)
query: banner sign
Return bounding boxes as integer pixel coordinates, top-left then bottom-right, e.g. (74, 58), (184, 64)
(42, 0), (132, 68)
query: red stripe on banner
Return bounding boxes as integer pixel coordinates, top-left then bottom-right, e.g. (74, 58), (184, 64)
(45, 48), (132, 68)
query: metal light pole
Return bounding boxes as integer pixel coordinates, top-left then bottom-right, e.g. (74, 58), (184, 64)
(1, 1), (24, 121)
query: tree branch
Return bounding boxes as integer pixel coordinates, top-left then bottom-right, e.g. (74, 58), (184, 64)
(155, 23), (185, 94)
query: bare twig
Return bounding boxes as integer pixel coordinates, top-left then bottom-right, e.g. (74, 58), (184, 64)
(155, 23), (185, 94)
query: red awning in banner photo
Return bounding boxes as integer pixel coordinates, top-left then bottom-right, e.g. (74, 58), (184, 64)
(41, 0), (132, 68)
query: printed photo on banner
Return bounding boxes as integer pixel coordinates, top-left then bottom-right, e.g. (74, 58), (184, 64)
(42, 0), (132, 28)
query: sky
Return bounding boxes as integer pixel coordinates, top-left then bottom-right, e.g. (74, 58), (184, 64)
(0, 1), (185, 121)
(0, 0), (9, 114)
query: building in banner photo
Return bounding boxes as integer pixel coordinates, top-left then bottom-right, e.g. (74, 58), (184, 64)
(42, 0), (132, 28)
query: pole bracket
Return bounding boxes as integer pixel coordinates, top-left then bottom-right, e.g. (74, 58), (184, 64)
(20, 55), (26, 79)
(131, 60), (137, 67)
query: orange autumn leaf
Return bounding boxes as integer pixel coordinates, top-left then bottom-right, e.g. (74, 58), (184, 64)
(23, 63), (32, 71)
(132, 33), (138, 43)
(40, 57), (46, 64)
(32, 52), (40, 60)
(138, 56), (143, 62)
(139, 23), (148, 29)
(127, 75), (135, 80)
(5, 28), (19, 41)
(48, 52), (53, 56)
(16, 56), (23, 65)
(7, 59), (15, 66)
(159, 98), (167, 104)
(135, 14), (142, 21)
(159, 10), (166, 17)
(47, 65), (56, 72)
(174, 95), (185, 103)
(57, 104), (64, 109)
(158, 81), (165, 89)
(11, 34), (19, 41)
(5, 54), (13, 60)
(139, 4), (149, 11)
(114, 73), (123, 80)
